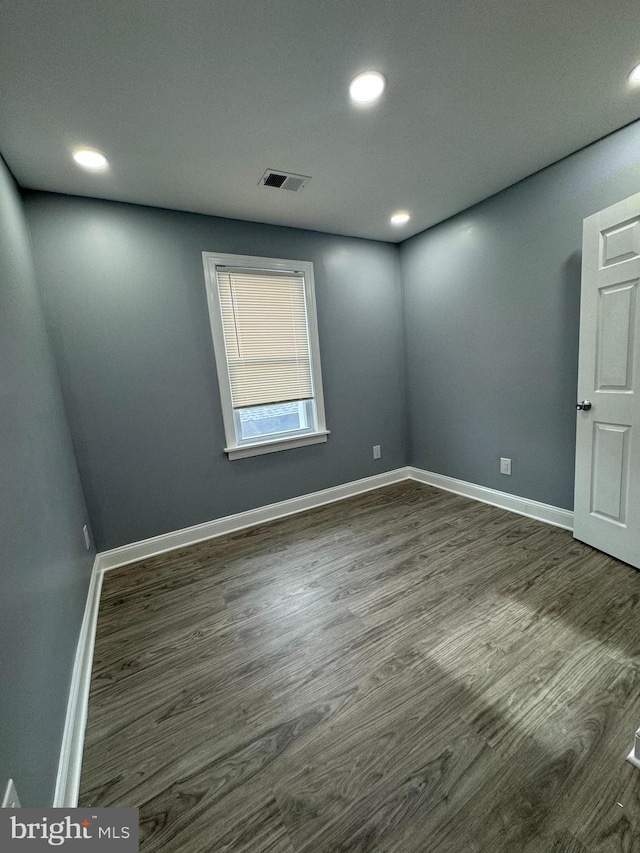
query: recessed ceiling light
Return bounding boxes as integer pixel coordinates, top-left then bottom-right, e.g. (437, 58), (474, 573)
(72, 148), (108, 170)
(349, 71), (386, 104)
(390, 211), (411, 226)
(629, 63), (640, 84)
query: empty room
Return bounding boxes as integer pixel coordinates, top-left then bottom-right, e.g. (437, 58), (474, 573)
(3, 1), (640, 850)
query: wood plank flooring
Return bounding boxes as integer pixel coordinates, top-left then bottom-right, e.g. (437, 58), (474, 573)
(79, 482), (640, 852)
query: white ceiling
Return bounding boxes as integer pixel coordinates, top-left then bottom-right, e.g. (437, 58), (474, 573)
(2, 0), (640, 243)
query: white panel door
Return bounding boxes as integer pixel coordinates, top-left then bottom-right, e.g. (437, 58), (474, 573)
(574, 191), (640, 569)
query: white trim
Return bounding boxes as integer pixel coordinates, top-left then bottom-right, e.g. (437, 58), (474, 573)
(53, 558), (104, 807)
(202, 252), (327, 459)
(96, 469), (411, 573)
(61, 467), (572, 800)
(2, 779), (21, 809)
(627, 728), (640, 770)
(406, 468), (574, 530)
(97, 467), (575, 573)
(627, 750), (640, 770)
(226, 430), (329, 460)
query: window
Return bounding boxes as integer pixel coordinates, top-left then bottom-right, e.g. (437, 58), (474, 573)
(202, 252), (328, 459)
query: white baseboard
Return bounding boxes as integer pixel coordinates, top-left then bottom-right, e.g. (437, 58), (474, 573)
(97, 466), (573, 574)
(59, 467), (571, 804)
(96, 468), (411, 573)
(407, 467), (574, 531)
(627, 749), (640, 770)
(53, 558), (104, 808)
(627, 728), (640, 770)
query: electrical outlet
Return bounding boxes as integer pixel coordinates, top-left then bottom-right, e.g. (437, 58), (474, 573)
(2, 779), (21, 808)
(500, 457), (512, 475)
(373, 445), (381, 460)
(83, 524), (91, 550)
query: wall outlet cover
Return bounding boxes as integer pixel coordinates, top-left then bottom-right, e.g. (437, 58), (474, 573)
(500, 457), (512, 475)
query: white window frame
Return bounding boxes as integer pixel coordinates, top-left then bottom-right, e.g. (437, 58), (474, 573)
(202, 252), (329, 460)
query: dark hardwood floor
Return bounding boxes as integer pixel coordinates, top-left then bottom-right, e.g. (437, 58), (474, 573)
(79, 482), (640, 852)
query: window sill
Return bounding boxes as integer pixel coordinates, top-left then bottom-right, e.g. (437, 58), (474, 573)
(225, 430), (330, 460)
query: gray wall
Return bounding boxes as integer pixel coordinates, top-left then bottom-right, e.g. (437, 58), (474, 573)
(401, 119), (640, 510)
(0, 159), (94, 806)
(25, 195), (407, 551)
(21, 117), (640, 565)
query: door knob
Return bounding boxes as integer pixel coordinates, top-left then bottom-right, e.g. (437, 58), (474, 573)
(576, 400), (592, 411)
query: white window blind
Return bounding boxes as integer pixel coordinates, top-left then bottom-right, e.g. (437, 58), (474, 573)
(216, 267), (314, 409)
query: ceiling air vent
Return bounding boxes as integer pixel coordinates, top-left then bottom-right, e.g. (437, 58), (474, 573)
(259, 170), (311, 192)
